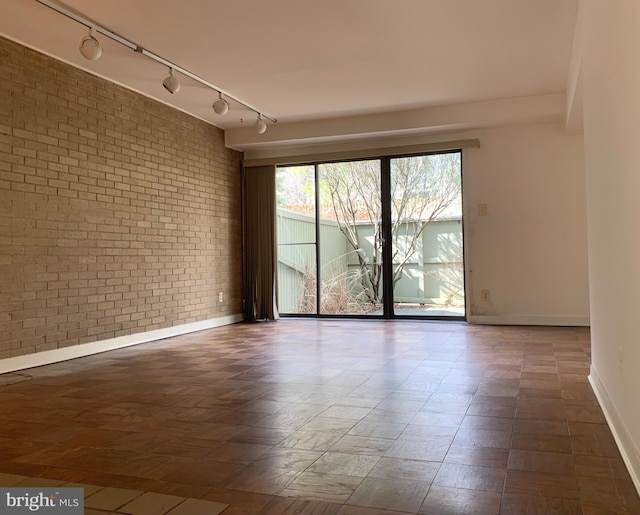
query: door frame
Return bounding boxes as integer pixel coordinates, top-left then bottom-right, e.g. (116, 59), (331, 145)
(276, 149), (466, 321)
(380, 150), (466, 321)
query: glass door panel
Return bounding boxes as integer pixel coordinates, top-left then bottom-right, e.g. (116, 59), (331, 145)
(389, 152), (465, 317)
(276, 165), (317, 314)
(276, 152), (465, 319)
(317, 160), (383, 315)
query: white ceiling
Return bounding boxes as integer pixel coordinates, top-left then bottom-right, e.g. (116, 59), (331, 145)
(2, 0), (579, 151)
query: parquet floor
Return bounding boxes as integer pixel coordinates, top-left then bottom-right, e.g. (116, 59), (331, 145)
(0, 320), (638, 514)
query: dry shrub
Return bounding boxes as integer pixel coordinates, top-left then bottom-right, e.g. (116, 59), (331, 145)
(297, 264), (379, 314)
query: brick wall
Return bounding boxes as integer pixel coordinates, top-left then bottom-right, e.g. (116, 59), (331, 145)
(0, 36), (243, 359)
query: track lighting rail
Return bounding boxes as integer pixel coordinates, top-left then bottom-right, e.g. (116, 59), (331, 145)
(34, 0), (278, 125)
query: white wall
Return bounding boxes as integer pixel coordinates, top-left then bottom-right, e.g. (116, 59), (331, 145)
(249, 121), (590, 326)
(464, 123), (589, 325)
(581, 0), (640, 490)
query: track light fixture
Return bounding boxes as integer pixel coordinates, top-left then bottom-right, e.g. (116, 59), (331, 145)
(256, 114), (267, 134)
(212, 92), (229, 116)
(36, 0), (276, 133)
(79, 27), (102, 61)
(162, 68), (180, 94)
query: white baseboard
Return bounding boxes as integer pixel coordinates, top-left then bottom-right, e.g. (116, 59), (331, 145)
(0, 314), (244, 375)
(468, 315), (590, 326)
(589, 366), (640, 496)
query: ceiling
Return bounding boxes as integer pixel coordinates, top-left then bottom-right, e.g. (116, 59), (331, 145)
(1, 0), (579, 151)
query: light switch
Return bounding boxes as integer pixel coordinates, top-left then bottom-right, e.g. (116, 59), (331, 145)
(478, 204), (488, 216)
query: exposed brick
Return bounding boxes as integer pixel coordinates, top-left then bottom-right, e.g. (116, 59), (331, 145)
(0, 35), (242, 359)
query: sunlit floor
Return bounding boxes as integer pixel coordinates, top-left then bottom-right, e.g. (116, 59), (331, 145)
(0, 320), (638, 514)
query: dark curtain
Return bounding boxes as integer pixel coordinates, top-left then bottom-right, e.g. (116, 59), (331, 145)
(242, 164), (279, 321)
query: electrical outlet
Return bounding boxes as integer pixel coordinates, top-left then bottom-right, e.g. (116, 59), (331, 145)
(478, 203), (488, 216)
(218, 291), (223, 303)
(480, 289), (490, 302)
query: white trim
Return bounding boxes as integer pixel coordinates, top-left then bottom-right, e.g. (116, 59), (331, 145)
(589, 366), (640, 496)
(468, 315), (590, 326)
(0, 314), (244, 374)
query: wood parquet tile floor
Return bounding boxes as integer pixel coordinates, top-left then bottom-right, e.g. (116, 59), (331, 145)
(0, 320), (639, 514)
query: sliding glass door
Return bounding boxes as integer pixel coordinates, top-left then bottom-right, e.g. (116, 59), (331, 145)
(276, 151), (464, 319)
(390, 153), (464, 317)
(318, 160), (383, 315)
(276, 161), (383, 316)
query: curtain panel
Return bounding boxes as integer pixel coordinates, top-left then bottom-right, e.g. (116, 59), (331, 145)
(242, 164), (279, 321)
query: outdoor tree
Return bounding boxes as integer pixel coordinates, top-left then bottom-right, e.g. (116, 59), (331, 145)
(276, 166), (315, 208)
(319, 153), (461, 305)
(320, 160), (384, 303)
